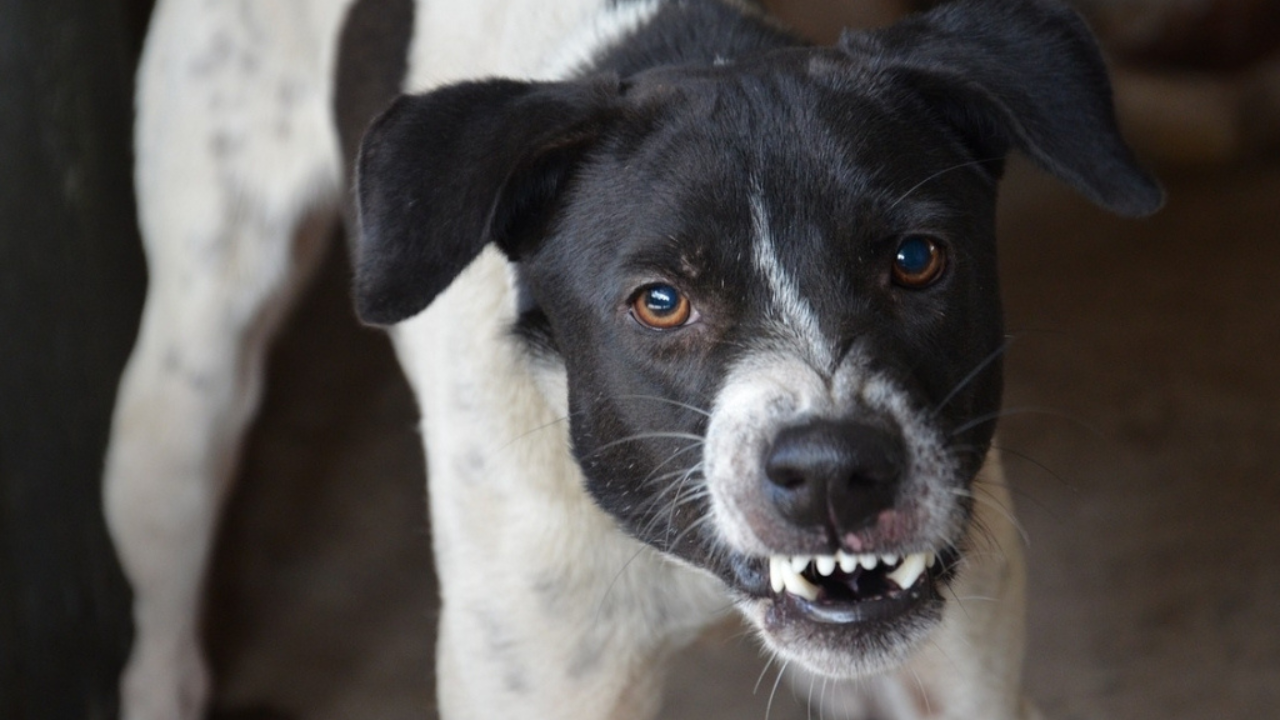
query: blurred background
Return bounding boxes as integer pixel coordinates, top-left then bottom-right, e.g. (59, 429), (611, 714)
(1, 0), (1277, 718)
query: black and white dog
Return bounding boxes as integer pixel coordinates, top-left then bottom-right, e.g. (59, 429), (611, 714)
(105, 0), (1161, 717)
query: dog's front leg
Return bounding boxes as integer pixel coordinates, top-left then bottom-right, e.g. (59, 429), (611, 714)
(105, 1), (349, 717)
(390, 251), (727, 719)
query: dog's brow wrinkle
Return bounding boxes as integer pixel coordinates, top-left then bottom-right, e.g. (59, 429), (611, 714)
(748, 191), (834, 370)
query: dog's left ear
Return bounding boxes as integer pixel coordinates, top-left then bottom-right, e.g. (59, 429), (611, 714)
(842, 0), (1163, 217)
(353, 76), (620, 325)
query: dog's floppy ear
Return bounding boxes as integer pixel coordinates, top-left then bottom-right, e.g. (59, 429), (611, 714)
(842, 0), (1163, 217)
(354, 76), (620, 325)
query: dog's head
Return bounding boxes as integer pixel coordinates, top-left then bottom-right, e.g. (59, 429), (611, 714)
(353, 0), (1159, 678)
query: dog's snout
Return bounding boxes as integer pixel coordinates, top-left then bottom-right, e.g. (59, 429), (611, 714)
(764, 420), (905, 534)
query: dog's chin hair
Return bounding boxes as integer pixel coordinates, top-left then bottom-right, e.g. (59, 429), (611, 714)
(736, 596), (944, 679)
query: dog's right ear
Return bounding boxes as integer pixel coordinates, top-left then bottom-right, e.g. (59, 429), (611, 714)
(354, 76), (620, 325)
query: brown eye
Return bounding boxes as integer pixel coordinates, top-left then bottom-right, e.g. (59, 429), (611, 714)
(892, 235), (947, 288)
(631, 284), (692, 330)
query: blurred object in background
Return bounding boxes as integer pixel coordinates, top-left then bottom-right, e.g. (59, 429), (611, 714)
(767, 0), (1280, 167)
(1078, 0), (1280, 71)
(1078, 0), (1280, 166)
(0, 0), (153, 718)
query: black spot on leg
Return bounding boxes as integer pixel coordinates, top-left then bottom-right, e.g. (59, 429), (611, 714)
(472, 607), (529, 695)
(189, 31), (234, 76)
(161, 347), (215, 393)
(210, 131), (242, 158)
(531, 571), (572, 616)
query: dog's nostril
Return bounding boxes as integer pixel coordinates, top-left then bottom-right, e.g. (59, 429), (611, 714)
(764, 420), (905, 532)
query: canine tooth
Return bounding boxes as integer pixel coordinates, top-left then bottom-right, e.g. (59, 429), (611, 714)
(926, 552), (937, 568)
(859, 554), (879, 570)
(881, 553), (900, 567)
(837, 551), (858, 573)
(815, 555), (837, 576)
(781, 565), (821, 601)
(770, 556), (786, 594)
(791, 556), (811, 573)
(887, 553), (928, 590)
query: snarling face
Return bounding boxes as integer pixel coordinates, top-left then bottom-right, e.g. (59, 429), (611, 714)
(508, 55), (1004, 673)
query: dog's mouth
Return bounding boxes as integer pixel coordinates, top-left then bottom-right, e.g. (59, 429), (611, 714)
(766, 550), (938, 622)
(724, 545), (959, 631)
(716, 545), (957, 675)
(759, 547), (952, 624)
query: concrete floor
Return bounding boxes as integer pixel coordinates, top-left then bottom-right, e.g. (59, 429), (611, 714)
(202, 155), (1280, 719)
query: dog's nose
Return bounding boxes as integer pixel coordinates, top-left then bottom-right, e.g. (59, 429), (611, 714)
(764, 419), (905, 533)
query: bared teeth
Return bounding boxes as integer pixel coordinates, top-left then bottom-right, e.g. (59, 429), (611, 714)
(769, 556), (787, 593)
(814, 555), (837, 577)
(886, 552), (928, 590)
(837, 551), (858, 573)
(767, 551), (938, 600)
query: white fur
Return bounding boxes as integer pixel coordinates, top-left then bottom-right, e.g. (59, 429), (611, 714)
(749, 192), (835, 369)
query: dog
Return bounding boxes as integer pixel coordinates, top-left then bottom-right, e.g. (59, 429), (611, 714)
(104, 0), (1162, 718)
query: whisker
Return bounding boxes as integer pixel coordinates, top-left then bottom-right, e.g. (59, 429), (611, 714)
(592, 431), (705, 454)
(806, 671), (817, 720)
(594, 545), (648, 626)
(971, 484), (1032, 549)
(754, 651), (777, 695)
(765, 659), (791, 720)
(950, 405), (1102, 438)
(616, 394), (712, 418)
(887, 157), (1001, 210)
(640, 443), (703, 486)
(932, 338), (1012, 415)
(990, 442), (1076, 493)
(496, 414), (572, 453)
(950, 486), (1029, 550)
(909, 666), (932, 718)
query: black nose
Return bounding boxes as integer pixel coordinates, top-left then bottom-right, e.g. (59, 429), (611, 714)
(764, 419), (905, 534)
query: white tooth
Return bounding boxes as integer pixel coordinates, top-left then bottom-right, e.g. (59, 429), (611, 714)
(815, 555), (837, 576)
(791, 556), (811, 573)
(881, 553), (900, 567)
(770, 556), (786, 594)
(859, 554), (879, 570)
(837, 551), (858, 573)
(926, 552), (937, 568)
(781, 565), (821, 601)
(887, 553), (928, 590)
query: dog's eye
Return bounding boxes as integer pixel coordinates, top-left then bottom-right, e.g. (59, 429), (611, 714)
(892, 235), (947, 288)
(631, 284), (692, 330)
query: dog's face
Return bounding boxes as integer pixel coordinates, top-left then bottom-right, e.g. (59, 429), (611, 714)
(354, 0), (1160, 678)
(512, 56), (1006, 674)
